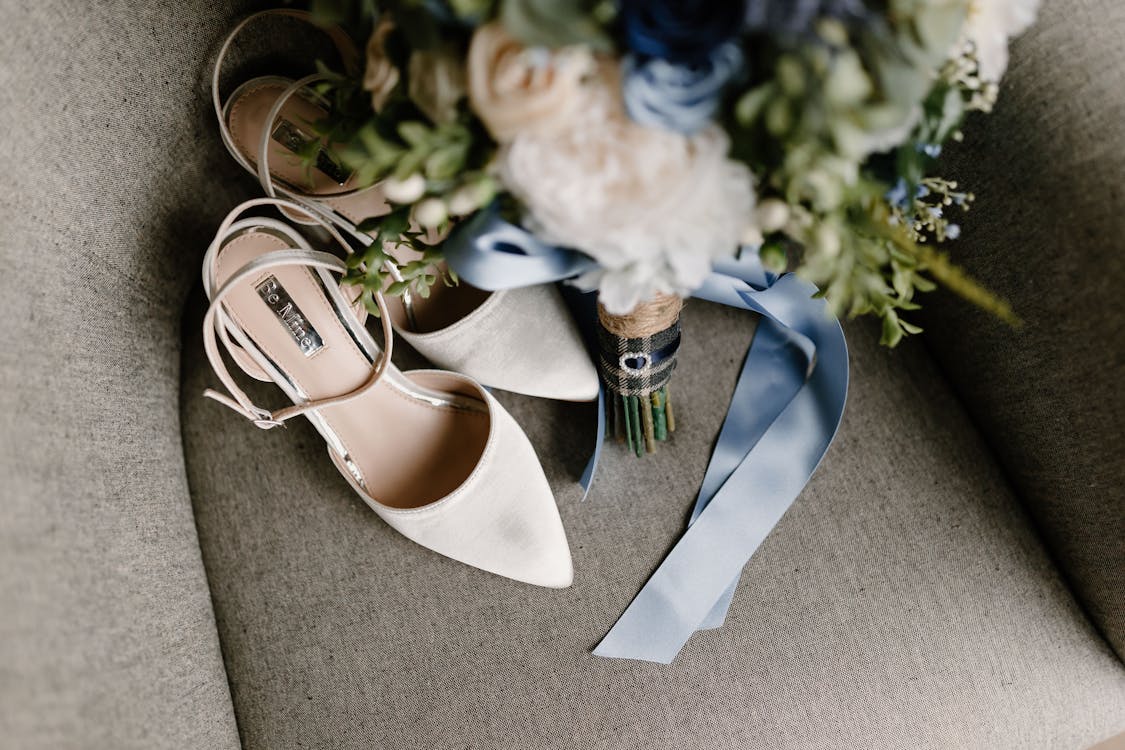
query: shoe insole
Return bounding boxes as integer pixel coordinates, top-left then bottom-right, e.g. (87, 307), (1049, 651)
(214, 229), (489, 509)
(226, 78), (491, 335)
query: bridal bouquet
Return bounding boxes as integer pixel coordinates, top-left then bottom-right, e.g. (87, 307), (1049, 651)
(302, 0), (1036, 450)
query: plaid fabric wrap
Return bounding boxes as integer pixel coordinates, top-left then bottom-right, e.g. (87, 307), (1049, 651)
(596, 319), (681, 397)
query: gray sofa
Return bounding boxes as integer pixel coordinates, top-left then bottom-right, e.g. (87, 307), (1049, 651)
(2, 1), (1123, 748)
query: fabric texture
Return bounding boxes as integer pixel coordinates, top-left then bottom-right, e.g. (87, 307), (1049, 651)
(0, 1), (275, 747)
(920, 0), (1125, 657)
(5, 0), (1125, 748)
(395, 285), (600, 402)
(182, 296), (1125, 749)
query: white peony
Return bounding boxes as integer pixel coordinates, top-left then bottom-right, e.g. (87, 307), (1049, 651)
(498, 64), (756, 313)
(962, 0), (1041, 81)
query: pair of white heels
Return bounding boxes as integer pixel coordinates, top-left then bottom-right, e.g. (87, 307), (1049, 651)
(201, 11), (597, 587)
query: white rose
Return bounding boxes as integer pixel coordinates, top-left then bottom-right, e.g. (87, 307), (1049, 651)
(363, 17), (400, 113)
(499, 64), (757, 314)
(409, 47), (467, 124)
(467, 22), (594, 143)
(962, 0), (1041, 81)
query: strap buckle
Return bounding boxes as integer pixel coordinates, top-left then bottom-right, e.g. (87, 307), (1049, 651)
(251, 408), (285, 430)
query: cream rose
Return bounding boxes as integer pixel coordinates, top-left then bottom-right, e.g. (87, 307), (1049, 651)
(409, 47), (467, 124)
(363, 17), (400, 113)
(467, 22), (594, 143)
(498, 64), (757, 313)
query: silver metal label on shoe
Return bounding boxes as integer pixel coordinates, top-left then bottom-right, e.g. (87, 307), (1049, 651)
(270, 118), (352, 186)
(256, 275), (324, 357)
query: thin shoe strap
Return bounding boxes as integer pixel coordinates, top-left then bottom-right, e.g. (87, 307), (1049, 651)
(256, 73), (329, 203)
(211, 10), (379, 222)
(202, 199), (394, 430)
(211, 8), (358, 135)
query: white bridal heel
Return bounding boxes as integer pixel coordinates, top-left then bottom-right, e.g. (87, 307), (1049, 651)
(201, 198), (573, 587)
(211, 10), (599, 402)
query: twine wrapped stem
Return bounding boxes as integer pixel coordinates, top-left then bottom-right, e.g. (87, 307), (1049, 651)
(597, 293), (683, 456)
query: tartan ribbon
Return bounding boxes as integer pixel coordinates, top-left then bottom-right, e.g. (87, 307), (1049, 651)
(595, 319), (681, 397)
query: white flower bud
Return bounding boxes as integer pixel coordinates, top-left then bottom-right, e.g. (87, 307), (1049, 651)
(755, 198), (790, 233)
(382, 173), (427, 204)
(447, 179), (498, 216)
(413, 198), (448, 228)
(813, 223), (841, 258)
(447, 188), (479, 217)
(824, 51), (871, 106)
(741, 224), (764, 248)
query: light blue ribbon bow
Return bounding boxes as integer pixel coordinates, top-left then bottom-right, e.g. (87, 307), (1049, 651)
(444, 210), (849, 664)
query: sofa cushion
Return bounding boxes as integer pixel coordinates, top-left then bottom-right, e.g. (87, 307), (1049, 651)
(0, 1), (258, 748)
(182, 294), (1125, 750)
(919, 0), (1125, 658)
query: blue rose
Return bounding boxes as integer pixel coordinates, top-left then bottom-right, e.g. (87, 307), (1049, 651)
(744, 0), (869, 35)
(622, 43), (744, 134)
(621, 0), (746, 63)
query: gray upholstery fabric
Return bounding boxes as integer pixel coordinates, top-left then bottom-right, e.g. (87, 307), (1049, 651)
(6, 0), (1125, 748)
(182, 296), (1125, 749)
(919, 0), (1125, 657)
(0, 1), (253, 747)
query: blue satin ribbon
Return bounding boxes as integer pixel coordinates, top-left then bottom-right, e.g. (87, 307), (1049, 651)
(444, 210), (849, 664)
(443, 209), (599, 290)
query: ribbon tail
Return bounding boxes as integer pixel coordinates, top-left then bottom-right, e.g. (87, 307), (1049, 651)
(594, 275), (848, 664)
(698, 577), (739, 630)
(689, 314), (809, 523)
(579, 385), (606, 499)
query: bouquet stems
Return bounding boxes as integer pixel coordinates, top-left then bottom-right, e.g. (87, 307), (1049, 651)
(596, 294), (683, 456)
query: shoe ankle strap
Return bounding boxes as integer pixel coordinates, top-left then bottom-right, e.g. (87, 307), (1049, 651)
(211, 8), (359, 128)
(211, 10), (379, 222)
(202, 198), (394, 430)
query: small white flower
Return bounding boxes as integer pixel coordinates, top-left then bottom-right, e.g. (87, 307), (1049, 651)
(382, 173), (427, 204)
(498, 63), (757, 313)
(756, 198), (790, 233)
(413, 198), (448, 228)
(962, 0), (1041, 81)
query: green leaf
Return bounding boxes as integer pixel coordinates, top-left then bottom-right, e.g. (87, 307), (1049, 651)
(395, 148), (429, 181)
(934, 85), (965, 142)
(899, 319), (924, 335)
(424, 145), (467, 181)
(356, 217), (383, 234)
(735, 84), (775, 126)
(398, 121), (431, 148)
(880, 310), (904, 347)
(386, 280), (411, 295)
(500, 0), (614, 51)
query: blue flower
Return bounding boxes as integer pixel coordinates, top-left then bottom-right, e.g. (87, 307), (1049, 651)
(946, 224), (961, 240)
(621, 0), (746, 63)
(886, 178), (910, 209)
(623, 43), (744, 134)
(744, 0), (869, 35)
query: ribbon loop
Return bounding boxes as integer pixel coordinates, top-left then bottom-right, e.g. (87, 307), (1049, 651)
(444, 208), (598, 291)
